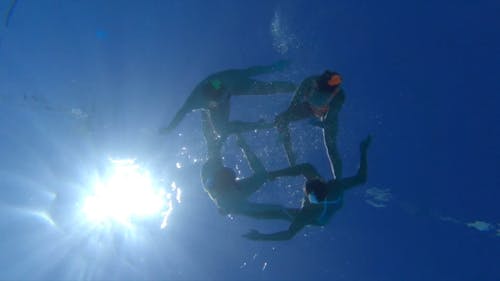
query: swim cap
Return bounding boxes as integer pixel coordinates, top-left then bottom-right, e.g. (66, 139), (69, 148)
(210, 79), (223, 90)
(317, 71), (342, 92)
(203, 79), (226, 102)
(327, 73), (342, 87)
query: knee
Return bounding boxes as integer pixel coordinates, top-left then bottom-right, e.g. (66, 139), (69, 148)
(274, 113), (285, 124)
(275, 115), (289, 131)
(298, 163), (317, 175)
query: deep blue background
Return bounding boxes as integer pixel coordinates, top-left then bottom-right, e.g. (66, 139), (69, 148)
(0, 1), (499, 280)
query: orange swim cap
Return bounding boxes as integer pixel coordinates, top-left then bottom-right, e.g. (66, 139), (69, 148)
(328, 74), (342, 87)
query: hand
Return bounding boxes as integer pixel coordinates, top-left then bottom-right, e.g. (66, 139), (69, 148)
(257, 117), (267, 124)
(360, 135), (372, 151)
(272, 59), (292, 72)
(242, 229), (263, 240)
(159, 126), (172, 135)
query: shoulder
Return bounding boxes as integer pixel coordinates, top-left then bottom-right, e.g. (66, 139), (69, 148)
(300, 76), (320, 87)
(295, 76), (319, 97)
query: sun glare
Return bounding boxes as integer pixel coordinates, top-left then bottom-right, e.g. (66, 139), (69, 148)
(82, 158), (178, 228)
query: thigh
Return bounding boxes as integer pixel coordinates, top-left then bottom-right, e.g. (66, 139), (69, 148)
(323, 113), (339, 135)
(237, 173), (268, 198)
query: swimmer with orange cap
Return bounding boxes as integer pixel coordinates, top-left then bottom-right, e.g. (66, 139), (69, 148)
(275, 70), (345, 179)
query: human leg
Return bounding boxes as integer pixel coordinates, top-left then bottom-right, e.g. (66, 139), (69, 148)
(340, 135), (371, 190)
(275, 104), (312, 166)
(236, 134), (267, 175)
(275, 114), (296, 166)
(232, 79), (296, 96)
(236, 202), (296, 222)
(201, 111), (222, 159)
(322, 114), (342, 179)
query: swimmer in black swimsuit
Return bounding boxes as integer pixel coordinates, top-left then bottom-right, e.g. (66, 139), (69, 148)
(243, 135), (371, 241)
(275, 71), (345, 179)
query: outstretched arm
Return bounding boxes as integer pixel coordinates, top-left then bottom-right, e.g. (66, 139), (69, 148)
(274, 78), (316, 128)
(160, 103), (191, 134)
(268, 163), (321, 181)
(288, 77), (315, 108)
(201, 111), (222, 160)
(243, 209), (310, 241)
(340, 135), (371, 190)
(160, 92), (203, 134)
(234, 134), (269, 198)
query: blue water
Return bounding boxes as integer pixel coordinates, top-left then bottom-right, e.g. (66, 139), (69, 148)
(0, 1), (499, 280)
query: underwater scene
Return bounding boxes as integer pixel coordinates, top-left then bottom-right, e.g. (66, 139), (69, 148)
(0, 1), (499, 280)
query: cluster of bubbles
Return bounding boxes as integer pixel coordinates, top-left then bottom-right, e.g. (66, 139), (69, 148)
(270, 9), (299, 55)
(364, 187), (499, 237)
(441, 217), (500, 237)
(364, 187), (392, 208)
